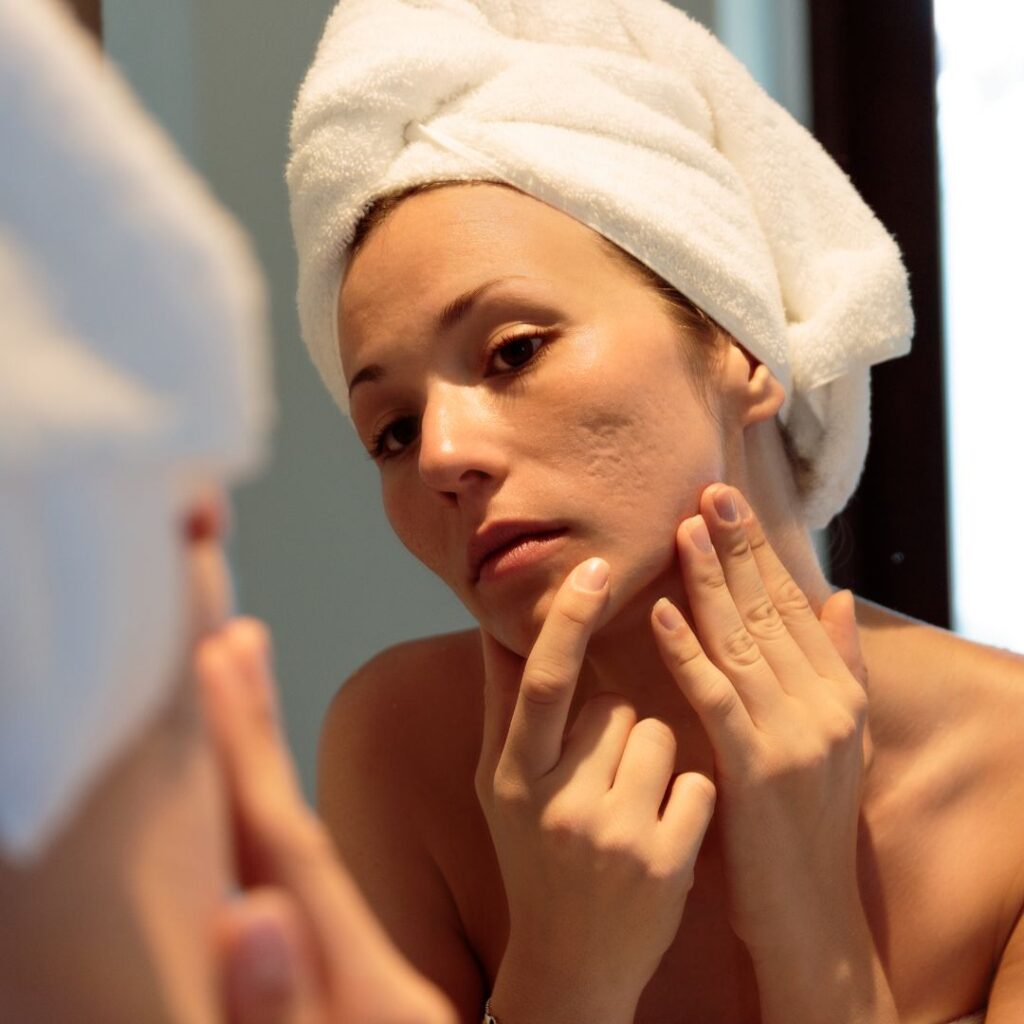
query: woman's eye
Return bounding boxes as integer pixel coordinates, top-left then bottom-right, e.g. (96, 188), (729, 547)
(372, 416), (419, 458)
(491, 333), (544, 372)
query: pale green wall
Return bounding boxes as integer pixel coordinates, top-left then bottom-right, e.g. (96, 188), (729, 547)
(105, 0), (473, 799)
(104, 0), (811, 798)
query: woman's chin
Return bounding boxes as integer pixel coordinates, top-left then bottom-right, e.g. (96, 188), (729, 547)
(473, 553), (681, 659)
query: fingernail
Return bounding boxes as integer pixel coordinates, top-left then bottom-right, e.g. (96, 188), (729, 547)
(654, 597), (684, 631)
(734, 491), (752, 521)
(573, 557), (609, 592)
(684, 515), (713, 553)
(713, 487), (738, 523)
(239, 918), (292, 997)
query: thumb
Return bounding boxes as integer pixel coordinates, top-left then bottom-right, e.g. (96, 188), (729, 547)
(215, 889), (323, 1024)
(476, 629), (524, 787)
(819, 589), (867, 689)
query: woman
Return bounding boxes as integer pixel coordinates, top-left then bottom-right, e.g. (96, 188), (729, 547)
(287, 2), (1024, 1022)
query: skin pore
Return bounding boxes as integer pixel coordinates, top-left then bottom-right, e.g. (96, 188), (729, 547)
(330, 181), (1024, 1023)
(340, 182), (834, 782)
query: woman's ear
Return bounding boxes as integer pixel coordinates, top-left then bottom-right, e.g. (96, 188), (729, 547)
(722, 343), (785, 427)
(741, 363), (786, 426)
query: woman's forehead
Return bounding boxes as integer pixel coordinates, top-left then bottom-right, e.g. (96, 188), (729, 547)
(337, 185), (617, 358)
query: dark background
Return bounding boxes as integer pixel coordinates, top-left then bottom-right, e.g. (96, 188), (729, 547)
(811, 0), (949, 627)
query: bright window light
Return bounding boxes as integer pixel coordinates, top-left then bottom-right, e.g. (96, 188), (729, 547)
(935, 0), (1024, 653)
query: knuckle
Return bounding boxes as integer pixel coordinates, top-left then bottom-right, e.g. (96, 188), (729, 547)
(579, 692), (637, 732)
(586, 691), (634, 717)
(682, 772), (717, 808)
(721, 625), (762, 667)
(823, 707), (861, 748)
(634, 717), (677, 755)
(744, 596), (785, 638)
(473, 766), (491, 803)
(491, 770), (530, 810)
(556, 591), (600, 629)
(705, 683), (740, 722)
(540, 800), (589, 841)
(592, 823), (646, 869)
(670, 633), (706, 673)
(772, 577), (813, 618)
(746, 521), (771, 555)
(722, 531), (752, 561)
(847, 686), (869, 721)
(521, 659), (569, 706)
(793, 742), (829, 774)
(695, 564), (729, 591)
(652, 856), (696, 890)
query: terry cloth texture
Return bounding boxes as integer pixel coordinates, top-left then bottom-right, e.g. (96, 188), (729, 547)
(288, 0), (913, 528)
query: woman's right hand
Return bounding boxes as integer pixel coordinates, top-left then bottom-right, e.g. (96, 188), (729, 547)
(476, 558), (716, 1024)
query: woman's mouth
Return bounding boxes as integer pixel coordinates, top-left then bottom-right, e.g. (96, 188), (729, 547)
(470, 523), (569, 584)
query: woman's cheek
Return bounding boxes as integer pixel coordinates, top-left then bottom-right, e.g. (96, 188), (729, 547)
(382, 480), (452, 581)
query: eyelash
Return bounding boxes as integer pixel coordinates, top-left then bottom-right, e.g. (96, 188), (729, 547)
(367, 327), (554, 461)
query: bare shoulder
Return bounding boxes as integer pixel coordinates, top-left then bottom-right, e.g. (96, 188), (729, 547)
(856, 598), (1024, 1006)
(317, 629), (488, 1020)
(322, 628), (483, 760)
(855, 597), (1024, 751)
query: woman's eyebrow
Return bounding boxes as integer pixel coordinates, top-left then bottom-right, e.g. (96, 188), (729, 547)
(434, 274), (532, 334)
(348, 362), (385, 399)
(348, 274), (536, 399)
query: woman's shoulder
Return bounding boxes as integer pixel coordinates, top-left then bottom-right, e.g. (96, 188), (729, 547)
(855, 598), (1024, 745)
(320, 628), (486, 785)
(327, 627), (485, 717)
(854, 602), (1024, 1008)
(317, 631), (495, 1016)
(856, 597), (1024, 875)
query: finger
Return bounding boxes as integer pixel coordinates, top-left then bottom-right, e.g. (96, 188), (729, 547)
(651, 597), (756, 769)
(674, 515), (779, 721)
(655, 772), (716, 874)
(558, 693), (636, 794)
(196, 623), (305, 845)
(215, 889), (321, 1024)
(198, 624), (359, 922)
(819, 589), (868, 691)
(198, 626), (440, 1016)
(221, 618), (288, 745)
(741, 505), (855, 683)
(477, 630), (526, 786)
(501, 557), (610, 781)
(701, 485), (820, 699)
(609, 718), (678, 821)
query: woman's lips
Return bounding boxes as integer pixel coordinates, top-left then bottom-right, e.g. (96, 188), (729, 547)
(474, 527), (569, 584)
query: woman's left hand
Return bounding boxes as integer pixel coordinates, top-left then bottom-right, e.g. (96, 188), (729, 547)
(650, 483), (872, 968)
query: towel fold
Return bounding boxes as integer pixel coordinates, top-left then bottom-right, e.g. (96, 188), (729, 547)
(288, 0), (913, 528)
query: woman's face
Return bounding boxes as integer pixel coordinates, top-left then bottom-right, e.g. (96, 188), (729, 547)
(339, 185), (728, 654)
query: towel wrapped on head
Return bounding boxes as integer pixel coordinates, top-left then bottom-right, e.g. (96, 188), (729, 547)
(0, 0), (271, 860)
(288, 0), (913, 528)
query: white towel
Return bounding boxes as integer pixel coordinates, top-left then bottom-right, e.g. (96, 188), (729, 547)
(0, 0), (272, 860)
(288, 0), (913, 529)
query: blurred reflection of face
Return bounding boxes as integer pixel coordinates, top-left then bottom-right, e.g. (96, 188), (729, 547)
(340, 185), (726, 654)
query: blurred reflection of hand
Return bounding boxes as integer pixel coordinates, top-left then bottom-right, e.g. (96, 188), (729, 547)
(197, 619), (456, 1024)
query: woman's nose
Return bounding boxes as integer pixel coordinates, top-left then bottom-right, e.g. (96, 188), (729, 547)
(417, 386), (507, 500)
